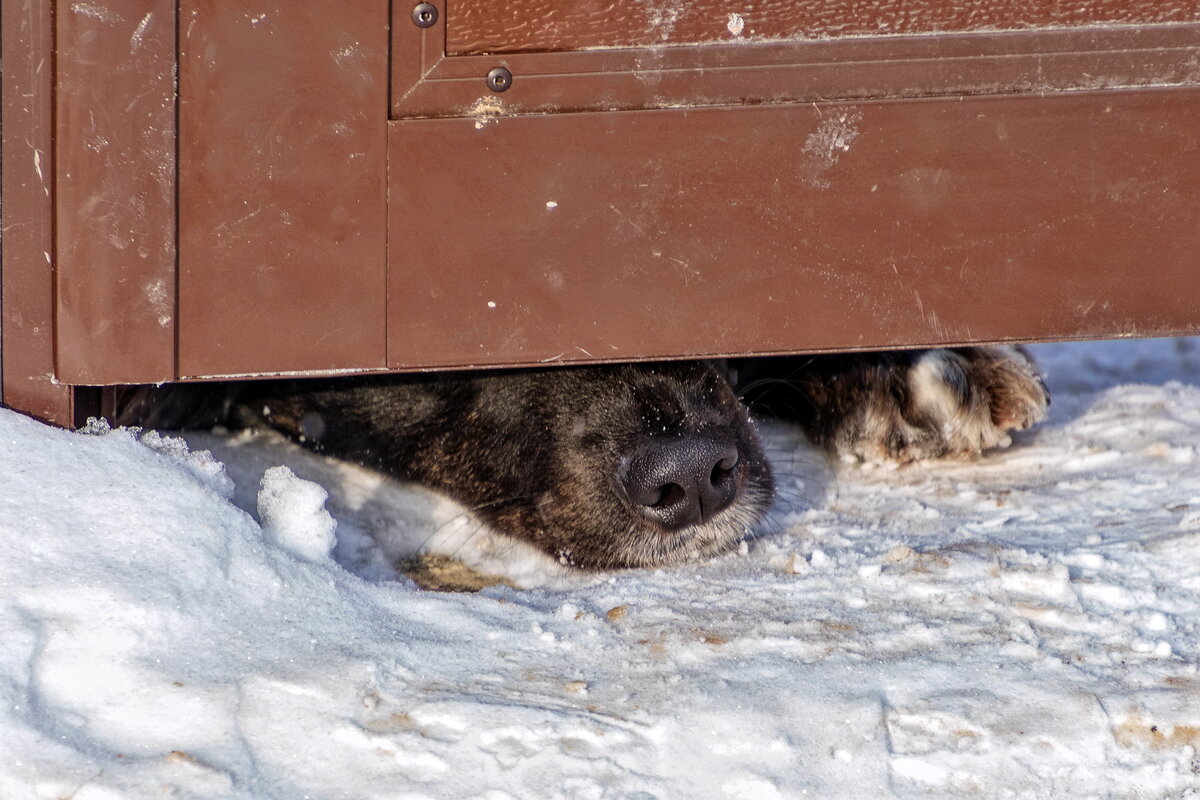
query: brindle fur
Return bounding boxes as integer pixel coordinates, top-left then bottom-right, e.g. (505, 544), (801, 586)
(119, 361), (773, 569)
(116, 347), (1049, 569)
(736, 346), (1049, 463)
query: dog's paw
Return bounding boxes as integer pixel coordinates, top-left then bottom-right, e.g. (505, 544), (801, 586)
(847, 346), (1050, 463)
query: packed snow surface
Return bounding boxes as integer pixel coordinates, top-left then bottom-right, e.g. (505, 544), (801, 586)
(2, 338), (1199, 799)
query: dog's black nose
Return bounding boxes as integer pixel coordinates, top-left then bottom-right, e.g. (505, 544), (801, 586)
(622, 433), (741, 530)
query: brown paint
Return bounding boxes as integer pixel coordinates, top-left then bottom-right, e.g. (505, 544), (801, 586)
(447, 0), (1200, 55)
(55, 0), (177, 385)
(1, 0), (76, 425)
(176, 0), (390, 379)
(388, 90), (1200, 369)
(394, 20), (1200, 120)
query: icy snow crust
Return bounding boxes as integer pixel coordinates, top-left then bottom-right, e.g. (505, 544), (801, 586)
(2, 338), (1200, 799)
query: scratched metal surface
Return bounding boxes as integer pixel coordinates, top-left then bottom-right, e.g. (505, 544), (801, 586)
(2, 0), (76, 423)
(388, 90), (1200, 369)
(55, 0), (178, 385)
(176, 0), (391, 379)
(447, 0), (1200, 54)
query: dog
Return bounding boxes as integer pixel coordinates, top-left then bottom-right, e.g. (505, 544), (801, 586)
(116, 347), (1048, 570)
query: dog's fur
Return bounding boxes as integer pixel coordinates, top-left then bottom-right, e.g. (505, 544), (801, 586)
(116, 346), (1048, 570)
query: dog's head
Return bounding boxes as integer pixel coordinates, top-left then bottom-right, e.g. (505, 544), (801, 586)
(462, 362), (774, 569)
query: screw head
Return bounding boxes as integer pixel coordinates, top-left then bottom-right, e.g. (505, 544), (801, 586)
(411, 3), (438, 28)
(486, 66), (513, 93)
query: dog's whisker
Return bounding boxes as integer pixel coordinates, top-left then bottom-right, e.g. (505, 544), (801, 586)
(416, 492), (540, 555)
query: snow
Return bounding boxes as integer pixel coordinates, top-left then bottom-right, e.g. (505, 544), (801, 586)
(2, 337), (1199, 799)
(257, 466), (338, 562)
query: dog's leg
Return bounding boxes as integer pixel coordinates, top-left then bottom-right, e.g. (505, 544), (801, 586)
(736, 347), (1050, 463)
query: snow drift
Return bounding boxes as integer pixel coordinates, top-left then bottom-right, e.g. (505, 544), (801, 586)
(2, 338), (1199, 799)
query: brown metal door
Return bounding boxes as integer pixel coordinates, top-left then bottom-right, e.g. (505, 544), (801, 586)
(389, 92), (1200, 369)
(387, 0), (1200, 370)
(8, 0), (393, 396)
(5, 0), (1200, 422)
(176, 1), (391, 379)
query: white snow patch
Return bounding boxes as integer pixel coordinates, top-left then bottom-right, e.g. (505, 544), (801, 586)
(726, 12), (746, 37)
(257, 465), (338, 561)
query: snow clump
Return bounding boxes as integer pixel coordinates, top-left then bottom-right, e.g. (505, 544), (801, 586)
(256, 465), (337, 561)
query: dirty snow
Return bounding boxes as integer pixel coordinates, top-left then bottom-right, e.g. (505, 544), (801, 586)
(2, 337), (1199, 799)
(726, 12), (745, 38)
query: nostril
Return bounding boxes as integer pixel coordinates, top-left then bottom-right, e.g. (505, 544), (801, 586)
(653, 483), (687, 509)
(620, 432), (742, 531)
(710, 453), (738, 487)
